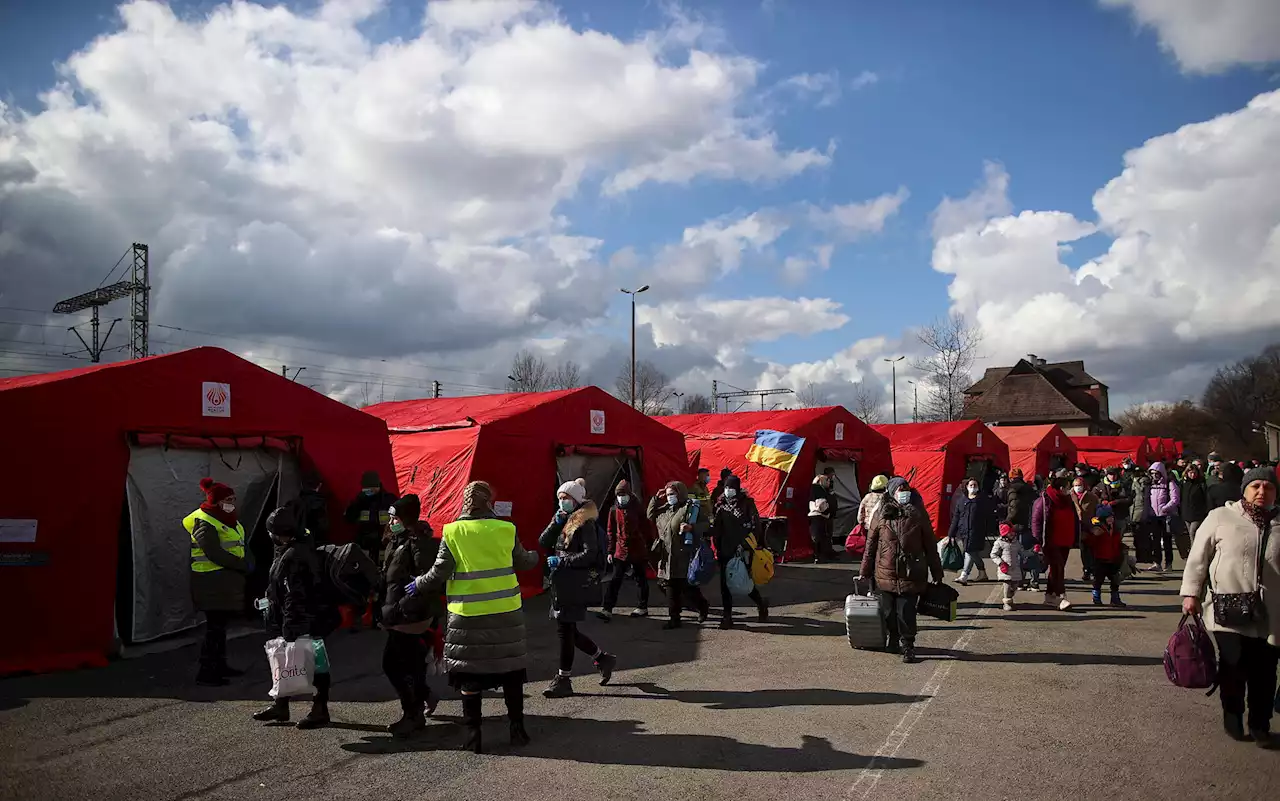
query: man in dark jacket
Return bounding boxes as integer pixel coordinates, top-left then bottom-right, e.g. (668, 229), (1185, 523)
(709, 476), (768, 628)
(809, 473), (839, 563)
(380, 494), (443, 738)
(599, 479), (651, 621)
(1180, 464), (1210, 556)
(343, 470), (397, 630)
(297, 472), (331, 545)
(252, 505), (342, 729)
(1207, 463), (1243, 509)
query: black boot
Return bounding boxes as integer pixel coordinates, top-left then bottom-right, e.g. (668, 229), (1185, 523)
(902, 643), (918, 664)
(253, 699), (290, 722)
(757, 599), (769, 623)
(505, 687), (530, 747)
(594, 653), (617, 686)
(388, 685), (426, 738)
(1252, 730), (1277, 750)
(296, 674), (330, 730)
(1224, 712), (1249, 742)
(542, 674), (574, 698)
(462, 694), (484, 754)
(424, 687), (440, 718)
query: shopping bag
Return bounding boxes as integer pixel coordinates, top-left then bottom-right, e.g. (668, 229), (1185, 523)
(688, 541), (718, 587)
(725, 550), (755, 596)
(939, 538), (964, 572)
(265, 636), (316, 699)
(917, 583), (959, 622)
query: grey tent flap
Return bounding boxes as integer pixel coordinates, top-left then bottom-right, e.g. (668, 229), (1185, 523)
(821, 461), (862, 541)
(123, 444), (297, 643)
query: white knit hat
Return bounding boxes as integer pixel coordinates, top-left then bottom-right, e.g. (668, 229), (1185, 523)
(557, 480), (587, 505)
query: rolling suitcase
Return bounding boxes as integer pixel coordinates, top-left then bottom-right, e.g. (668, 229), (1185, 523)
(845, 577), (885, 650)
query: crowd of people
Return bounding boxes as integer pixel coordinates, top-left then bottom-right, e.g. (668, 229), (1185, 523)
(180, 450), (1279, 753)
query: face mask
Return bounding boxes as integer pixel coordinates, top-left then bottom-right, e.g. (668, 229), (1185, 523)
(362, 488), (378, 496)
(666, 494), (679, 507)
(895, 491), (912, 505)
(558, 499), (576, 514)
(616, 495), (629, 507)
(966, 486), (978, 497)
(724, 488), (738, 499)
(388, 520), (405, 535)
(698, 474), (709, 485)
(220, 502), (236, 514)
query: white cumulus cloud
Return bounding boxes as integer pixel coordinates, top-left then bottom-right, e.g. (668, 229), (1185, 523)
(1102, 0), (1280, 74)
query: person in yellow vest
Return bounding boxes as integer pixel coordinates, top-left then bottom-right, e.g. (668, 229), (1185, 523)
(185, 478), (250, 686)
(404, 480), (538, 754)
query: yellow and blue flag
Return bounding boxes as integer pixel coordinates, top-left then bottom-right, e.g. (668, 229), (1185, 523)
(745, 429), (805, 473)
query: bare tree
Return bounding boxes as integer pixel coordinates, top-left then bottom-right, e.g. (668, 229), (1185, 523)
(851, 381), (885, 425)
(911, 314), (983, 422)
(794, 382), (828, 408)
(508, 350), (550, 392)
(615, 360), (673, 414)
(680, 393), (715, 414)
(548, 360), (583, 390)
(1202, 343), (1280, 457)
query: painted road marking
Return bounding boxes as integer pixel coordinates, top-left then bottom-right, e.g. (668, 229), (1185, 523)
(846, 584), (1003, 801)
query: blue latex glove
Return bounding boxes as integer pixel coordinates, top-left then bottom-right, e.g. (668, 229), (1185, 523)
(554, 510), (568, 524)
(404, 580), (418, 596)
(546, 556), (561, 570)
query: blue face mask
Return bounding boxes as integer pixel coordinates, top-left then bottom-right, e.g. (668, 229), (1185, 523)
(362, 488), (378, 496)
(559, 499), (576, 514)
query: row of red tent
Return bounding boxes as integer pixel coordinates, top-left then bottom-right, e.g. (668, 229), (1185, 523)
(0, 348), (1182, 676)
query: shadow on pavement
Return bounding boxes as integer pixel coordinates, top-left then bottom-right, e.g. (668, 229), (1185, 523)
(591, 682), (924, 709)
(736, 616), (846, 637)
(996, 613), (1144, 623)
(340, 715), (926, 772)
(921, 649), (1162, 667)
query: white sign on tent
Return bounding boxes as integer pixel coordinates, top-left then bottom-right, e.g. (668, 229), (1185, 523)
(203, 382), (231, 418)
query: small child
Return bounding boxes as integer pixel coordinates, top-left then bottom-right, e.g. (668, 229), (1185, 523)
(989, 522), (1024, 611)
(1086, 505), (1126, 607)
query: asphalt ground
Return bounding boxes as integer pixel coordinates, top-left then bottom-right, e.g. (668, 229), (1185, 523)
(2, 551), (1278, 801)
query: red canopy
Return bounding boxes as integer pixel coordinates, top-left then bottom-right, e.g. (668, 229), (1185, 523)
(661, 407), (893, 560)
(1074, 436), (1153, 469)
(1147, 437), (1165, 462)
(989, 424), (1077, 482)
(872, 421), (1010, 540)
(0, 348), (396, 676)
(1163, 438), (1178, 460)
(366, 387), (691, 596)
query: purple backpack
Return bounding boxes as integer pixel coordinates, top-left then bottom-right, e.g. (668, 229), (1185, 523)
(1164, 614), (1218, 695)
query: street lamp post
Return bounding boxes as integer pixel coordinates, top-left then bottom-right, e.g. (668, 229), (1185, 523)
(884, 356), (905, 424)
(620, 285), (650, 408)
(907, 379), (919, 422)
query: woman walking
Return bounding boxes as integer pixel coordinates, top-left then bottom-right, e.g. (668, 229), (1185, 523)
(858, 477), (944, 664)
(1032, 473), (1078, 611)
(1181, 464), (1210, 560)
(649, 481), (711, 629)
(407, 481), (539, 753)
(951, 477), (993, 585)
(599, 479), (651, 621)
(1139, 462), (1181, 572)
(1180, 467), (1280, 747)
(539, 480), (617, 698)
(1071, 475), (1100, 582)
(709, 476), (769, 628)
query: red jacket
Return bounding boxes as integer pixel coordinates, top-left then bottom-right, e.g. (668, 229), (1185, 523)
(1032, 486), (1079, 549)
(607, 495), (650, 561)
(1087, 519), (1122, 563)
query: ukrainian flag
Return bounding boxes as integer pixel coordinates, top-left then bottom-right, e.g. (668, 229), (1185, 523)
(745, 429), (806, 473)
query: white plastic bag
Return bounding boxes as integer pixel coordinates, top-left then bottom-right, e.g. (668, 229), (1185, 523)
(265, 636), (316, 699)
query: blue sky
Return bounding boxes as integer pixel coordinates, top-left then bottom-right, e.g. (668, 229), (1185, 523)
(2, 0), (1278, 408)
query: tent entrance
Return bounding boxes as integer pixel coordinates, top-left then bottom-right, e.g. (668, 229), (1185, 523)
(816, 460), (861, 542)
(117, 440), (301, 644)
(965, 458), (998, 495)
(1048, 453), (1069, 473)
(556, 449), (642, 516)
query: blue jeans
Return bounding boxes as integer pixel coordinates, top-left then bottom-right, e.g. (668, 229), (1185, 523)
(961, 552), (986, 579)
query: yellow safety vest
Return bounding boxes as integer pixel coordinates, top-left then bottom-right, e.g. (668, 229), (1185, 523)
(443, 518), (522, 617)
(183, 509), (247, 573)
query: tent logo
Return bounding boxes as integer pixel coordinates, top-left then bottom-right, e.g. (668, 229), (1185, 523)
(835, 423), (845, 442)
(590, 409), (606, 435)
(202, 382), (231, 418)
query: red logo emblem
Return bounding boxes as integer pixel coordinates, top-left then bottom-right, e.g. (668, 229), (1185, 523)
(206, 386), (227, 406)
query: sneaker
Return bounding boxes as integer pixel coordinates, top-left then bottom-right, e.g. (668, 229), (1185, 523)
(1002, 600), (1014, 612)
(901, 647), (918, 664)
(252, 700), (290, 722)
(630, 607), (648, 618)
(594, 653), (617, 686)
(1030, 582), (1042, 593)
(956, 576), (970, 586)
(1058, 598), (1073, 611)
(977, 572), (989, 583)
(542, 674), (574, 698)
(1091, 590), (1102, 606)
(1110, 594), (1127, 608)
(1043, 592), (1060, 607)
(595, 610), (613, 622)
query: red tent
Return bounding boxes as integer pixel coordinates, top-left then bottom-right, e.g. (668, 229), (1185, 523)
(989, 424), (1077, 481)
(872, 421), (1010, 540)
(0, 347), (396, 676)
(1163, 438), (1178, 460)
(1175, 441), (1185, 457)
(366, 387), (691, 597)
(1147, 437), (1165, 462)
(1074, 436), (1153, 469)
(661, 407), (893, 560)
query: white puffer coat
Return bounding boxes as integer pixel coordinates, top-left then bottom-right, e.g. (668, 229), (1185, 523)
(989, 536), (1024, 583)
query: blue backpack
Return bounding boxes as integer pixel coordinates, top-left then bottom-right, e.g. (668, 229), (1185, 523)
(688, 541), (717, 586)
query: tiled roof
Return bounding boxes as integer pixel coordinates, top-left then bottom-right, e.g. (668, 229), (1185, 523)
(962, 371), (1091, 423)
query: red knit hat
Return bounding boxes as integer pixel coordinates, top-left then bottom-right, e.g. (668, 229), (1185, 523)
(200, 478), (235, 505)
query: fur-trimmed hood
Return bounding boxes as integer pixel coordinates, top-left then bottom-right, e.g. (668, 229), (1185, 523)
(561, 500), (600, 545)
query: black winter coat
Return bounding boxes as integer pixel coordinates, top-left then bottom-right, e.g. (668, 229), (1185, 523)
(951, 493), (995, 554)
(539, 502), (604, 623)
(710, 495), (760, 560)
(1208, 480), (1241, 511)
(1181, 479), (1210, 524)
(381, 525), (444, 631)
(265, 539), (340, 641)
(345, 489), (398, 555)
(1004, 480), (1036, 529)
